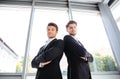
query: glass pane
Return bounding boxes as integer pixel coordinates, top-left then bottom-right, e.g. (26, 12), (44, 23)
(0, 7), (31, 73)
(72, 11), (118, 72)
(28, 9), (69, 73)
(112, 4), (120, 31)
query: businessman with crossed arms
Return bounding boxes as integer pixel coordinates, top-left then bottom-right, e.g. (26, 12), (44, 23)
(64, 20), (92, 79)
(31, 22), (64, 79)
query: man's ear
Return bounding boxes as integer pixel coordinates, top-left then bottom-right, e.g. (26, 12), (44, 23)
(66, 28), (68, 32)
(56, 31), (58, 33)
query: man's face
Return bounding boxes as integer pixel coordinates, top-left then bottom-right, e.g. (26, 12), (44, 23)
(67, 23), (77, 36)
(47, 26), (58, 38)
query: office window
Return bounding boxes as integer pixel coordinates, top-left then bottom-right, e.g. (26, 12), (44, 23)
(0, 7), (31, 73)
(72, 11), (118, 72)
(112, 4), (120, 31)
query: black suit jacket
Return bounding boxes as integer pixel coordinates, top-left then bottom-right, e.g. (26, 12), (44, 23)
(64, 35), (92, 79)
(31, 39), (64, 79)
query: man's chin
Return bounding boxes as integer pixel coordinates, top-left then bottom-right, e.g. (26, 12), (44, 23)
(48, 37), (55, 38)
(70, 34), (76, 36)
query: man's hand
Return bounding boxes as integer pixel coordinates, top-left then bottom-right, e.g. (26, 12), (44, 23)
(80, 57), (87, 61)
(39, 61), (51, 68)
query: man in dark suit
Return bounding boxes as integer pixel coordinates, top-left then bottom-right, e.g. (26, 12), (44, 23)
(64, 20), (92, 79)
(31, 22), (64, 79)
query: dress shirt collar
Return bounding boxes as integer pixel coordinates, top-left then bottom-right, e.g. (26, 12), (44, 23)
(70, 35), (83, 46)
(70, 35), (78, 41)
(45, 38), (56, 46)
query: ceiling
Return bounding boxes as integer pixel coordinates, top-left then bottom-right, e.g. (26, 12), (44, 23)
(0, 0), (119, 11)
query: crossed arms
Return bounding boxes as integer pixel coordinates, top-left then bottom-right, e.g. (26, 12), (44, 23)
(31, 40), (64, 68)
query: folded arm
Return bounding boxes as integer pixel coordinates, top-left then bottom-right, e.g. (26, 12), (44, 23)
(31, 40), (64, 68)
(64, 35), (86, 57)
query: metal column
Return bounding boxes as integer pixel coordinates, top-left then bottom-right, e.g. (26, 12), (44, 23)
(22, 0), (35, 79)
(68, 0), (73, 20)
(98, 1), (120, 70)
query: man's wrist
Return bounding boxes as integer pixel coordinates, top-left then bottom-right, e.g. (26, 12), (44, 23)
(39, 63), (44, 67)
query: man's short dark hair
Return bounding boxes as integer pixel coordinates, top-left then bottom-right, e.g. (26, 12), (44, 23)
(48, 22), (58, 31)
(66, 20), (77, 28)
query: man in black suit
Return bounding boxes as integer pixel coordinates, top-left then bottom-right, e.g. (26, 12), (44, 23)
(64, 20), (92, 79)
(31, 22), (64, 79)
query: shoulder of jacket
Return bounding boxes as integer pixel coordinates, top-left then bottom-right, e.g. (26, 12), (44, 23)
(65, 35), (70, 37)
(64, 35), (72, 39)
(57, 39), (63, 42)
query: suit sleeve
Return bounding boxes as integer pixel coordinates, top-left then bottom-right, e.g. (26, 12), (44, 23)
(33, 40), (64, 65)
(64, 35), (86, 57)
(31, 46), (45, 68)
(31, 54), (40, 68)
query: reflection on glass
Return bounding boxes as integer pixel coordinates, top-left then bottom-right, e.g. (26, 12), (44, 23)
(0, 38), (18, 72)
(0, 7), (30, 73)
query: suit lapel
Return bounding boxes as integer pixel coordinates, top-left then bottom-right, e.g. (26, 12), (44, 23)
(77, 40), (84, 47)
(70, 35), (84, 47)
(38, 45), (46, 54)
(44, 39), (57, 50)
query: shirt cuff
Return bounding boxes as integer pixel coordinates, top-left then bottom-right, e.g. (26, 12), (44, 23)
(39, 63), (44, 68)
